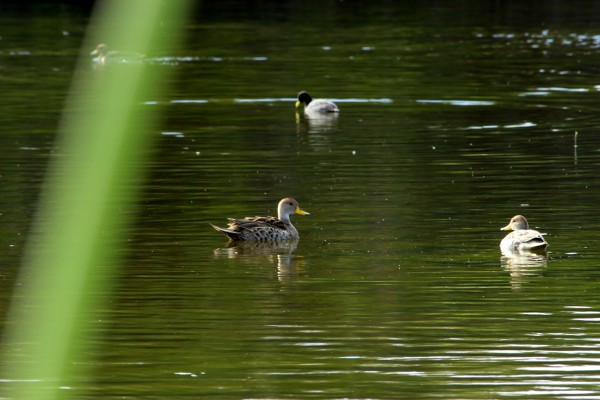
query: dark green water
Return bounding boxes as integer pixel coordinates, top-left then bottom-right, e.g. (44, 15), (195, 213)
(3, 2), (600, 399)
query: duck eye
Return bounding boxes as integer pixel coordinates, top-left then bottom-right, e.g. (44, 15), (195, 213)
(289, 202), (293, 206)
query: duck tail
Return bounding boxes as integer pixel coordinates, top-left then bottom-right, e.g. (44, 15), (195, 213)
(524, 240), (548, 252)
(209, 223), (241, 240)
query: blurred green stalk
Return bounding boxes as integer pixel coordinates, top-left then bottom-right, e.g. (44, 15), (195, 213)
(2, 1), (191, 399)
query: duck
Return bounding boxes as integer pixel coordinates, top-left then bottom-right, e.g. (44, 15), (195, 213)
(90, 43), (144, 66)
(211, 197), (310, 242)
(296, 91), (339, 114)
(500, 215), (548, 253)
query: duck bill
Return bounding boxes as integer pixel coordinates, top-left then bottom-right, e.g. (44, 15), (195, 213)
(295, 206), (310, 216)
(500, 224), (512, 231)
(295, 100), (302, 109)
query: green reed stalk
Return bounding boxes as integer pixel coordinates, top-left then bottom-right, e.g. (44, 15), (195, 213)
(2, 1), (191, 399)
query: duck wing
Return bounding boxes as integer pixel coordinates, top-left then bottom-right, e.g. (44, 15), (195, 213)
(513, 229), (548, 250)
(229, 216), (286, 230)
(211, 216), (290, 241)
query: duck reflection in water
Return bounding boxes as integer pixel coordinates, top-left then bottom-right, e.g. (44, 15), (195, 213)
(214, 239), (298, 257)
(501, 250), (548, 290)
(213, 240), (303, 280)
(296, 110), (339, 135)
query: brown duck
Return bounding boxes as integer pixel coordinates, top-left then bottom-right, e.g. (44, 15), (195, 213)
(211, 198), (310, 241)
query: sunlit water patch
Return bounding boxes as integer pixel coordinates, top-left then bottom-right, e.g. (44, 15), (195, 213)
(416, 99), (495, 106)
(148, 56), (269, 64)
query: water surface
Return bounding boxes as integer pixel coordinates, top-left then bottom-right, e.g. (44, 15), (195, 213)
(3, 2), (600, 399)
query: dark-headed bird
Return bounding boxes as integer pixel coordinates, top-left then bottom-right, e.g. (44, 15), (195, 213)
(296, 91), (339, 114)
